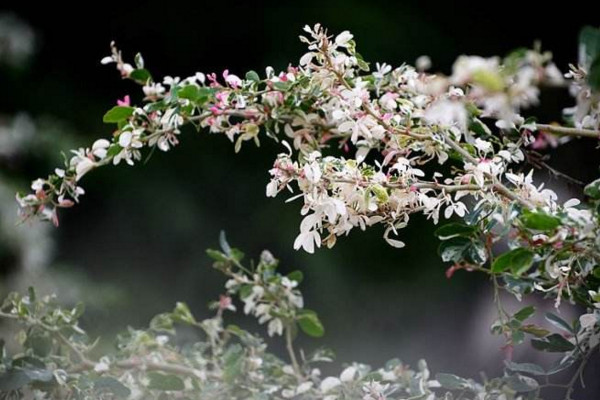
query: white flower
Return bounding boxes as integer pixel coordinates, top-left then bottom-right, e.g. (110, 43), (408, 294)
(424, 99), (467, 132)
(416, 55), (432, 71)
(373, 63), (392, 80)
(92, 139), (110, 159)
(320, 377), (342, 393)
(294, 229), (321, 254)
(340, 366), (357, 382)
(474, 138), (493, 154)
(31, 179), (44, 191)
(451, 55), (500, 85)
(335, 31), (353, 47)
(444, 201), (467, 219)
(225, 73), (242, 87)
(266, 180), (279, 197)
(267, 318), (284, 336)
(94, 357), (111, 373)
(75, 158), (95, 181)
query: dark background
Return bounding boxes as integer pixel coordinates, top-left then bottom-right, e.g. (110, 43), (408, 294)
(1, 1), (598, 397)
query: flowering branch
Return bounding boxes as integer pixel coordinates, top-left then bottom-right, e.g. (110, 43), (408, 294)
(9, 23), (600, 399)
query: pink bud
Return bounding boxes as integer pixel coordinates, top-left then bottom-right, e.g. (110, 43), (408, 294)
(117, 95), (131, 106)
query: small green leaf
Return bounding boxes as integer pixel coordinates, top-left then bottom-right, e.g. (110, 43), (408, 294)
(0, 370), (31, 391)
(238, 284), (253, 299)
(297, 309), (324, 337)
(94, 376), (131, 397)
(513, 306), (535, 322)
(505, 361), (546, 376)
(434, 223), (477, 240)
(584, 178), (600, 200)
(147, 372), (184, 391)
(287, 270), (304, 284)
(245, 70), (260, 82)
(435, 373), (471, 390)
(520, 324), (550, 338)
(178, 85), (200, 101)
(438, 236), (470, 263)
(579, 26), (600, 67)
(469, 118), (492, 136)
(129, 68), (152, 84)
(505, 374), (539, 392)
(103, 106), (134, 123)
(150, 313), (175, 334)
(223, 344), (244, 383)
(520, 210), (561, 231)
(273, 81), (291, 91)
(172, 302), (196, 324)
(544, 313), (574, 334)
(531, 333), (575, 352)
(589, 58), (600, 92)
(106, 144), (123, 158)
(206, 249), (228, 262)
(492, 248), (534, 276)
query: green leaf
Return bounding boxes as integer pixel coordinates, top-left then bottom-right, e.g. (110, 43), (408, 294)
(434, 223), (477, 240)
(287, 270), (304, 284)
(579, 26), (600, 67)
(94, 376), (131, 397)
(438, 236), (470, 262)
(297, 309), (325, 337)
(150, 313), (175, 334)
(223, 344), (244, 383)
(437, 236), (486, 264)
(589, 57), (600, 92)
(472, 69), (505, 91)
(584, 178), (600, 200)
(129, 68), (152, 84)
(178, 85), (200, 102)
(25, 333), (53, 357)
(106, 144), (123, 158)
(505, 361), (546, 376)
(531, 333), (575, 352)
(103, 106), (134, 123)
(238, 284), (253, 299)
(245, 70), (260, 82)
(469, 118), (492, 136)
(505, 374), (539, 392)
(513, 306), (535, 322)
(520, 210), (561, 231)
(172, 302), (196, 324)
(520, 324), (551, 338)
(147, 372), (184, 391)
(206, 249), (228, 262)
(0, 370), (31, 391)
(492, 248), (534, 276)
(544, 313), (574, 334)
(435, 373), (471, 390)
(273, 81), (291, 91)
(230, 248), (245, 263)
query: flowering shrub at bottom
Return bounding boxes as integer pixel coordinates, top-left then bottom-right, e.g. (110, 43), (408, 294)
(0, 234), (586, 400)
(3, 23), (600, 399)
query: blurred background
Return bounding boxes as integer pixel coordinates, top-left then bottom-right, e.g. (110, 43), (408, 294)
(1, 1), (598, 397)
